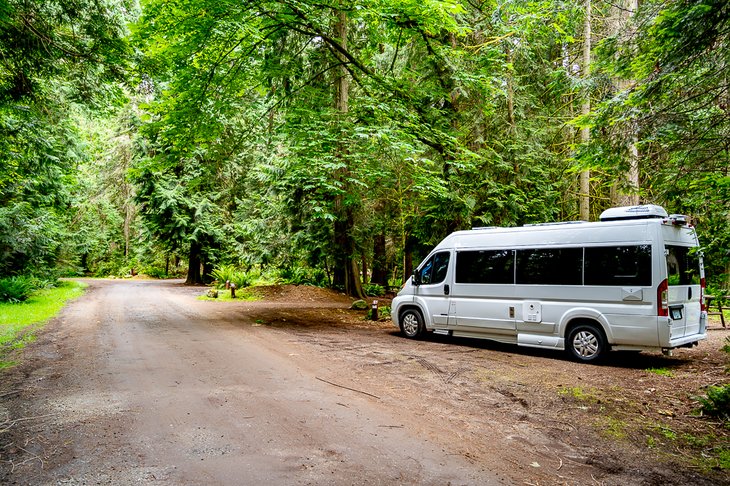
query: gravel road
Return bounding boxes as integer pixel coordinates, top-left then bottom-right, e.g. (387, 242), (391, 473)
(0, 279), (503, 485)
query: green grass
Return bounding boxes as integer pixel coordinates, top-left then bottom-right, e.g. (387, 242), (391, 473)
(558, 385), (599, 403)
(0, 280), (87, 364)
(646, 367), (674, 377)
(596, 416), (628, 440)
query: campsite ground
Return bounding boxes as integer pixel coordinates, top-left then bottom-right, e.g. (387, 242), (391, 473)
(1, 279), (728, 485)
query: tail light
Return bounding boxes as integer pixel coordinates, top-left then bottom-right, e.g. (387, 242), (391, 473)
(700, 277), (706, 311)
(657, 279), (669, 317)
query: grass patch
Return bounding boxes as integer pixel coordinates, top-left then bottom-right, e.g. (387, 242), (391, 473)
(646, 367), (674, 377)
(558, 386), (599, 403)
(0, 280), (86, 364)
(596, 416), (628, 440)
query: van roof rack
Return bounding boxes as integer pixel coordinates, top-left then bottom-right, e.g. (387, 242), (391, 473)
(599, 205), (668, 222)
(523, 221), (586, 227)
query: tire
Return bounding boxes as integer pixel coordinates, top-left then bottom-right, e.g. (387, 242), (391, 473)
(567, 323), (606, 362)
(400, 308), (424, 339)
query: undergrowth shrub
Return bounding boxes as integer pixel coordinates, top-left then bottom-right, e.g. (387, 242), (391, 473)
(0, 276), (35, 302)
(695, 338), (730, 420)
(697, 385), (730, 420)
(143, 266), (168, 279)
(211, 265), (256, 289)
(279, 266), (328, 286)
(364, 283), (384, 297)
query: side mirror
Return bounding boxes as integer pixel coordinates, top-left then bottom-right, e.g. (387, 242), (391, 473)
(411, 271), (421, 286)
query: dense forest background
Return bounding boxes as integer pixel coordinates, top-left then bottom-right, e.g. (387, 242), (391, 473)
(1, 0), (728, 298)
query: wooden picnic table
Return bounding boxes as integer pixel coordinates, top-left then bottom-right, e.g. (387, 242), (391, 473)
(705, 294), (728, 328)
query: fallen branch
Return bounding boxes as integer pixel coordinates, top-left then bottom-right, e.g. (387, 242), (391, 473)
(315, 377), (380, 400)
(0, 413), (59, 433)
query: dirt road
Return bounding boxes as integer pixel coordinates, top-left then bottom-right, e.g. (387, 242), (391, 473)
(1, 279), (728, 485)
(0, 279), (505, 485)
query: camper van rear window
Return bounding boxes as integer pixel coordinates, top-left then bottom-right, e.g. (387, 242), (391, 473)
(584, 245), (652, 286)
(666, 245), (701, 286)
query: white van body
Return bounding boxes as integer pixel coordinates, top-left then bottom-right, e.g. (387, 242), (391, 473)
(392, 205), (707, 361)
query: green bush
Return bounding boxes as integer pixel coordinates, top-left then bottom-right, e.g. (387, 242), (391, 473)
(364, 283), (384, 297)
(696, 384), (730, 420)
(366, 305), (391, 320)
(0, 276), (35, 303)
(279, 266), (328, 287)
(211, 265), (256, 289)
(211, 264), (237, 287)
(143, 266), (168, 279)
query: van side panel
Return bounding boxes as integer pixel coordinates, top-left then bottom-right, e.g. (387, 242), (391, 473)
(451, 289), (515, 333)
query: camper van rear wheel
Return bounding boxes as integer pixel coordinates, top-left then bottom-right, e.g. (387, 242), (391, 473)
(400, 309), (424, 339)
(567, 324), (606, 362)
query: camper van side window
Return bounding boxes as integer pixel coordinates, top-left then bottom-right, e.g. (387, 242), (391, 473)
(455, 250), (514, 284)
(419, 251), (450, 285)
(515, 248), (582, 285)
(584, 245), (652, 286)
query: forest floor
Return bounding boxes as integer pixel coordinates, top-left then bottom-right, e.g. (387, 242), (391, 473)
(0, 280), (728, 485)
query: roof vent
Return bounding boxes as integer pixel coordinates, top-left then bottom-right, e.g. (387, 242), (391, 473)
(599, 205), (668, 222)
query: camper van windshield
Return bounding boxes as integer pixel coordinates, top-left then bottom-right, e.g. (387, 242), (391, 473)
(666, 245), (701, 286)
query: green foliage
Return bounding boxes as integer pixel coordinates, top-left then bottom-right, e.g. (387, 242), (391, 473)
(0, 280), (86, 361)
(279, 266), (329, 287)
(211, 265), (257, 289)
(717, 448), (730, 470)
(695, 385), (730, 421)
(587, 0), (730, 285)
(0, 276), (35, 303)
(142, 266), (168, 279)
(0, 0), (133, 279)
(4, 0), (724, 301)
(364, 283), (385, 297)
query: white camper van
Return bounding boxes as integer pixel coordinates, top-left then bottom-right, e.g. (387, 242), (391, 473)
(392, 205), (707, 362)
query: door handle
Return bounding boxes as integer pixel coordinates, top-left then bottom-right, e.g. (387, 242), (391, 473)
(688, 287), (692, 300)
(444, 284), (450, 296)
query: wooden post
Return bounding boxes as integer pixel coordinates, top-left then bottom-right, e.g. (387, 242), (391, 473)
(371, 300), (378, 321)
(230, 283), (236, 299)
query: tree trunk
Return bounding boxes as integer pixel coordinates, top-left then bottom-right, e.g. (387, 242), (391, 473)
(331, 9), (365, 299)
(202, 259), (215, 285)
(403, 244), (413, 284)
(185, 240), (203, 285)
(613, 0), (640, 206)
(579, 0), (592, 221)
(360, 253), (368, 285)
(371, 233), (387, 286)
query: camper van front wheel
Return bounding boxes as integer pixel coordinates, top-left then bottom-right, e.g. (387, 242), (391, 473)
(400, 309), (424, 339)
(567, 324), (606, 362)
